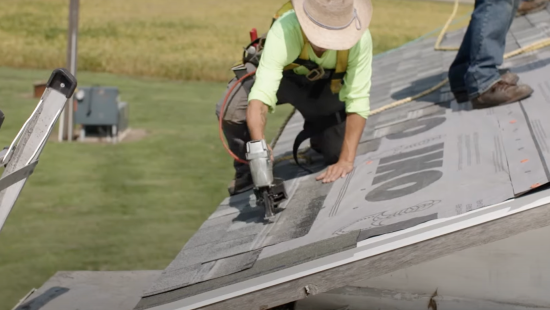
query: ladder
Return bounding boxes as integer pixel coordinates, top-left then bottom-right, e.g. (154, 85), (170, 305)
(0, 68), (77, 234)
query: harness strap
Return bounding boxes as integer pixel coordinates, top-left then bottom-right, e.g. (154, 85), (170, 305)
(331, 50), (349, 93)
(292, 109), (348, 173)
(283, 28), (349, 94)
(272, 1), (294, 26)
(243, 1), (350, 95)
(292, 129), (315, 173)
(283, 28), (311, 71)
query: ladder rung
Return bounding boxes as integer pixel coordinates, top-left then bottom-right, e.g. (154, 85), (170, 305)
(0, 161), (38, 192)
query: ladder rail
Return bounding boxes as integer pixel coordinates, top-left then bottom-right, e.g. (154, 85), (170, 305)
(0, 69), (77, 234)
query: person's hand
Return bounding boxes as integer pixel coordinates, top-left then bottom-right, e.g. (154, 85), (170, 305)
(316, 160), (354, 183)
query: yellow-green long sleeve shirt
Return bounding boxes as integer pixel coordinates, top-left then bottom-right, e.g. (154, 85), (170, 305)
(248, 10), (373, 119)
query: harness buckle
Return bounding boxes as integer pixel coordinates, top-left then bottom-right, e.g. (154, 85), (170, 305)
(306, 67), (325, 81)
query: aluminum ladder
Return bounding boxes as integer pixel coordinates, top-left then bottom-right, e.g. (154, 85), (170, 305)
(0, 68), (77, 234)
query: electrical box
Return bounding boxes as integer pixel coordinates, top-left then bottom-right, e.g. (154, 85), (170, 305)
(73, 86), (129, 142)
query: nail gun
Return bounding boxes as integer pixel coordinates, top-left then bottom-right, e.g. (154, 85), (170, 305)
(245, 139), (288, 221)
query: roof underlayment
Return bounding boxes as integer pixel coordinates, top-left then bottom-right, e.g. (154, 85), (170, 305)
(126, 8), (550, 310)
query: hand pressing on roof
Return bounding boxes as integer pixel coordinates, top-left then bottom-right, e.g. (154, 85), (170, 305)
(316, 160), (354, 183)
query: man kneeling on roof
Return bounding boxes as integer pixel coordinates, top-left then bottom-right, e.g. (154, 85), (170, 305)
(215, 0), (374, 196)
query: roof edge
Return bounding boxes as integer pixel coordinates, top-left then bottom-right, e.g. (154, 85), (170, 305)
(141, 188), (550, 310)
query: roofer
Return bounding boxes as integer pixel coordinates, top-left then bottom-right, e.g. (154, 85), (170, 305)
(215, 0), (373, 196)
(449, 0), (534, 108)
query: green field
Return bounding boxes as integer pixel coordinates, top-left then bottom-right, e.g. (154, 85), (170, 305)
(0, 67), (295, 307)
(0, 0), (473, 82)
(0, 0), (474, 308)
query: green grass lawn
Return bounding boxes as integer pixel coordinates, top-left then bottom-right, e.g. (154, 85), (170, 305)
(0, 0), (473, 82)
(0, 67), (293, 308)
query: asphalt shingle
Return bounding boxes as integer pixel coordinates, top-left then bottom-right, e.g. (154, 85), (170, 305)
(136, 13), (550, 310)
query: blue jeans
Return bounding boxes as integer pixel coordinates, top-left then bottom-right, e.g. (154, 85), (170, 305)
(448, 0), (521, 99)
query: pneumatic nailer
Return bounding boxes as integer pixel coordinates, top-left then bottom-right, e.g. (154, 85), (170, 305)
(245, 139), (288, 221)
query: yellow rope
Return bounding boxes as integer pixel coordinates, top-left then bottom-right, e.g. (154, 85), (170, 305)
(369, 0), (550, 116)
(368, 37), (550, 117)
(274, 151), (311, 165)
(370, 78), (450, 116)
(274, 0), (550, 166)
(434, 0), (461, 51)
(504, 37), (550, 58)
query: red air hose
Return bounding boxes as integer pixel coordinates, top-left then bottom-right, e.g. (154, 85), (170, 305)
(218, 70), (257, 165)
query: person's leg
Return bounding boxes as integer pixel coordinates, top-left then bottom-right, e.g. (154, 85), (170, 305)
(309, 134), (324, 155)
(217, 64), (292, 195)
(278, 76), (347, 166)
(464, 0), (518, 99)
(448, 1), (479, 103)
(461, 0), (533, 108)
(310, 121), (346, 165)
(449, 0), (522, 103)
(215, 76), (254, 195)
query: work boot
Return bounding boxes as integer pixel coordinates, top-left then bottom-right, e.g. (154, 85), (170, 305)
(471, 81), (534, 109)
(500, 70), (520, 85)
(452, 71), (520, 103)
(227, 171), (254, 196)
(516, 0), (548, 16)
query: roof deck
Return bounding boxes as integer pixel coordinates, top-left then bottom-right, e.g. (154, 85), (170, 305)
(135, 8), (550, 310)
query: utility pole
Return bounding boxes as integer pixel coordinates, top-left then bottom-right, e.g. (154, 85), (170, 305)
(59, 0), (79, 142)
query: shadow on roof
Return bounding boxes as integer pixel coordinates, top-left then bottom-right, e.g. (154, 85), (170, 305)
(14, 287), (69, 310)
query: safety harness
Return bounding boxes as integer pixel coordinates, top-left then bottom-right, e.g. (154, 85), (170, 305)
(236, 1), (351, 172)
(278, 2), (349, 94)
(283, 36), (349, 95)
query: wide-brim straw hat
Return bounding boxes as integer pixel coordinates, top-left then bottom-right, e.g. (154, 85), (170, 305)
(292, 0), (373, 50)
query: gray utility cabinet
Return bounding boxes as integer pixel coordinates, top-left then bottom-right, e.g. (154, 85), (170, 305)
(73, 86), (129, 142)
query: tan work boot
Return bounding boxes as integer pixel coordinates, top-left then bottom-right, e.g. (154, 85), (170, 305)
(501, 71), (520, 85)
(452, 71), (520, 103)
(471, 81), (534, 109)
(516, 0), (548, 16)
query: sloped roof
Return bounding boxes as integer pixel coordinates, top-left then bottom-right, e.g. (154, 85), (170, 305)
(135, 8), (550, 310)
(13, 271), (161, 310)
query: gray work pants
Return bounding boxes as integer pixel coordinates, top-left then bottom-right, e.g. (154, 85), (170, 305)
(215, 64), (347, 176)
